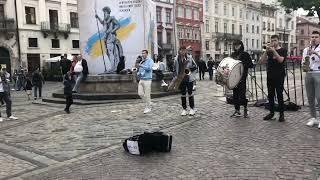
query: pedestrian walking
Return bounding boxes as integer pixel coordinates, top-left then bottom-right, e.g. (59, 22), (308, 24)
(16, 66), (25, 91)
(63, 72), (73, 114)
(207, 57), (215, 81)
(173, 46), (198, 116)
(60, 54), (72, 77)
(137, 49), (154, 114)
(0, 66), (18, 122)
(230, 40), (253, 118)
(259, 35), (287, 122)
(24, 75), (33, 100)
(72, 55), (89, 93)
(198, 58), (207, 80)
(32, 68), (44, 100)
(303, 31), (320, 128)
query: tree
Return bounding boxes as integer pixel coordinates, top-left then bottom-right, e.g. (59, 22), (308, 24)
(279, 0), (320, 24)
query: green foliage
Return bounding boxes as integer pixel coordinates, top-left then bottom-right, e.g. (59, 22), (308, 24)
(280, 0), (320, 23)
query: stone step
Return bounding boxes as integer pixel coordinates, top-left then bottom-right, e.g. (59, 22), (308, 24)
(52, 91), (178, 101)
(40, 97), (138, 105)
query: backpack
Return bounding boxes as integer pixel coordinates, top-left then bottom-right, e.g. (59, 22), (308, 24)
(123, 132), (172, 155)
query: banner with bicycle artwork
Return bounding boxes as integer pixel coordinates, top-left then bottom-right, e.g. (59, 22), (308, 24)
(78, 0), (157, 74)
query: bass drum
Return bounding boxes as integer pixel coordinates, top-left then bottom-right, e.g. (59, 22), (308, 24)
(215, 57), (243, 90)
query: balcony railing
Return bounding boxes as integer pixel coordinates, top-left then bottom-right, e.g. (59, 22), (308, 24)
(212, 32), (242, 41)
(0, 18), (16, 32)
(41, 21), (71, 38)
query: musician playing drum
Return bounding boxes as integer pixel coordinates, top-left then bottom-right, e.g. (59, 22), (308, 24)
(304, 31), (320, 128)
(173, 46), (198, 116)
(230, 40), (253, 118)
(259, 35), (287, 122)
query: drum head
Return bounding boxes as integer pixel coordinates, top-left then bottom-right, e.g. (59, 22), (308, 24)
(228, 63), (243, 89)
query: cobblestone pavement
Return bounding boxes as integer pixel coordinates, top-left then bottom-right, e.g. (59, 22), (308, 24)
(0, 78), (320, 180)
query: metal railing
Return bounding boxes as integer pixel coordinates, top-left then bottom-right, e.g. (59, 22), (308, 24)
(245, 60), (306, 106)
(40, 21), (70, 33)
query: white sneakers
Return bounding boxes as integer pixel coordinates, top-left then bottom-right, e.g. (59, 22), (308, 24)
(161, 82), (168, 87)
(181, 109), (195, 116)
(189, 109), (195, 116)
(143, 107), (151, 114)
(0, 116), (18, 122)
(8, 116), (18, 120)
(306, 117), (320, 128)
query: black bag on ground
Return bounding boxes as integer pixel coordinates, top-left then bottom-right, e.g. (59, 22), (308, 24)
(123, 132), (172, 155)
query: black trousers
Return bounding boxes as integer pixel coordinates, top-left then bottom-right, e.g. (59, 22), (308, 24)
(65, 95), (73, 111)
(199, 70), (205, 80)
(267, 75), (285, 113)
(0, 92), (12, 117)
(208, 69), (213, 80)
(233, 80), (247, 111)
(180, 81), (194, 109)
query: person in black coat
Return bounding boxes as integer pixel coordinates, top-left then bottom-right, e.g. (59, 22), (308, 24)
(198, 59), (207, 80)
(230, 40), (253, 118)
(207, 57), (215, 80)
(64, 72), (73, 114)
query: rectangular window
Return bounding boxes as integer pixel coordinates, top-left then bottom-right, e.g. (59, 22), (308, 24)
(49, 10), (58, 30)
(301, 29), (304, 35)
(224, 23), (227, 33)
(51, 39), (60, 48)
(252, 13), (254, 21)
(72, 40), (79, 49)
(206, 40), (210, 50)
(157, 31), (162, 45)
(167, 31), (172, 44)
(246, 38), (249, 48)
(70, 12), (78, 28)
(224, 41), (228, 51)
(252, 39), (254, 48)
(205, 0), (209, 12)
(205, 20), (209, 33)
(186, 7), (192, 19)
(267, 22), (270, 31)
(246, 24), (249, 33)
(178, 6), (184, 18)
(156, 7), (162, 22)
(166, 9), (171, 23)
(252, 25), (254, 33)
(194, 9), (199, 20)
(239, 25), (242, 35)
(256, 26), (259, 34)
(0, 4), (4, 19)
(223, 4), (227, 16)
(215, 41), (220, 51)
(232, 7), (235, 16)
(272, 23), (274, 31)
(232, 24), (235, 34)
(25, 6), (36, 24)
(257, 40), (259, 49)
(215, 22), (218, 33)
(240, 9), (242, 18)
(215, 2), (219, 15)
(263, 22), (266, 30)
(28, 38), (38, 47)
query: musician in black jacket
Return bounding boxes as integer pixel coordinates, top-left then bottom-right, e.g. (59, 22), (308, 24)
(230, 40), (253, 118)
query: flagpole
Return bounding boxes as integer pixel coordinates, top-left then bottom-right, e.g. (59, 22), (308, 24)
(95, 0), (107, 72)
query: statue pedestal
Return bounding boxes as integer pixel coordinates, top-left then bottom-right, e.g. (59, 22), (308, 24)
(79, 73), (173, 93)
(43, 72), (177, 105)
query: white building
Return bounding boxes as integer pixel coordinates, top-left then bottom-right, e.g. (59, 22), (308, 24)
(261, 3), (277, 46)
(0, 0), (19, 74)
(203, 0), (245, 61)
(1, 0), (80, 74)
(203, 0), (262, 61)
(243, 1), (262, 60)
(153, 0), (175, 63)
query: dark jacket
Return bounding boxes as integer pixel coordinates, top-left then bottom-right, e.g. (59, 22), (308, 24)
(207, 60), (214, 69)
(60, 59), (72, 74)
(63, 74), (73, 95)
(81, 59), (89, 76)
(32, 72), (44, 87)
(25, 79), (33, 90)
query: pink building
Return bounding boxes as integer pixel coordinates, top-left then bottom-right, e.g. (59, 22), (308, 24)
(296, 17), (320, 56)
